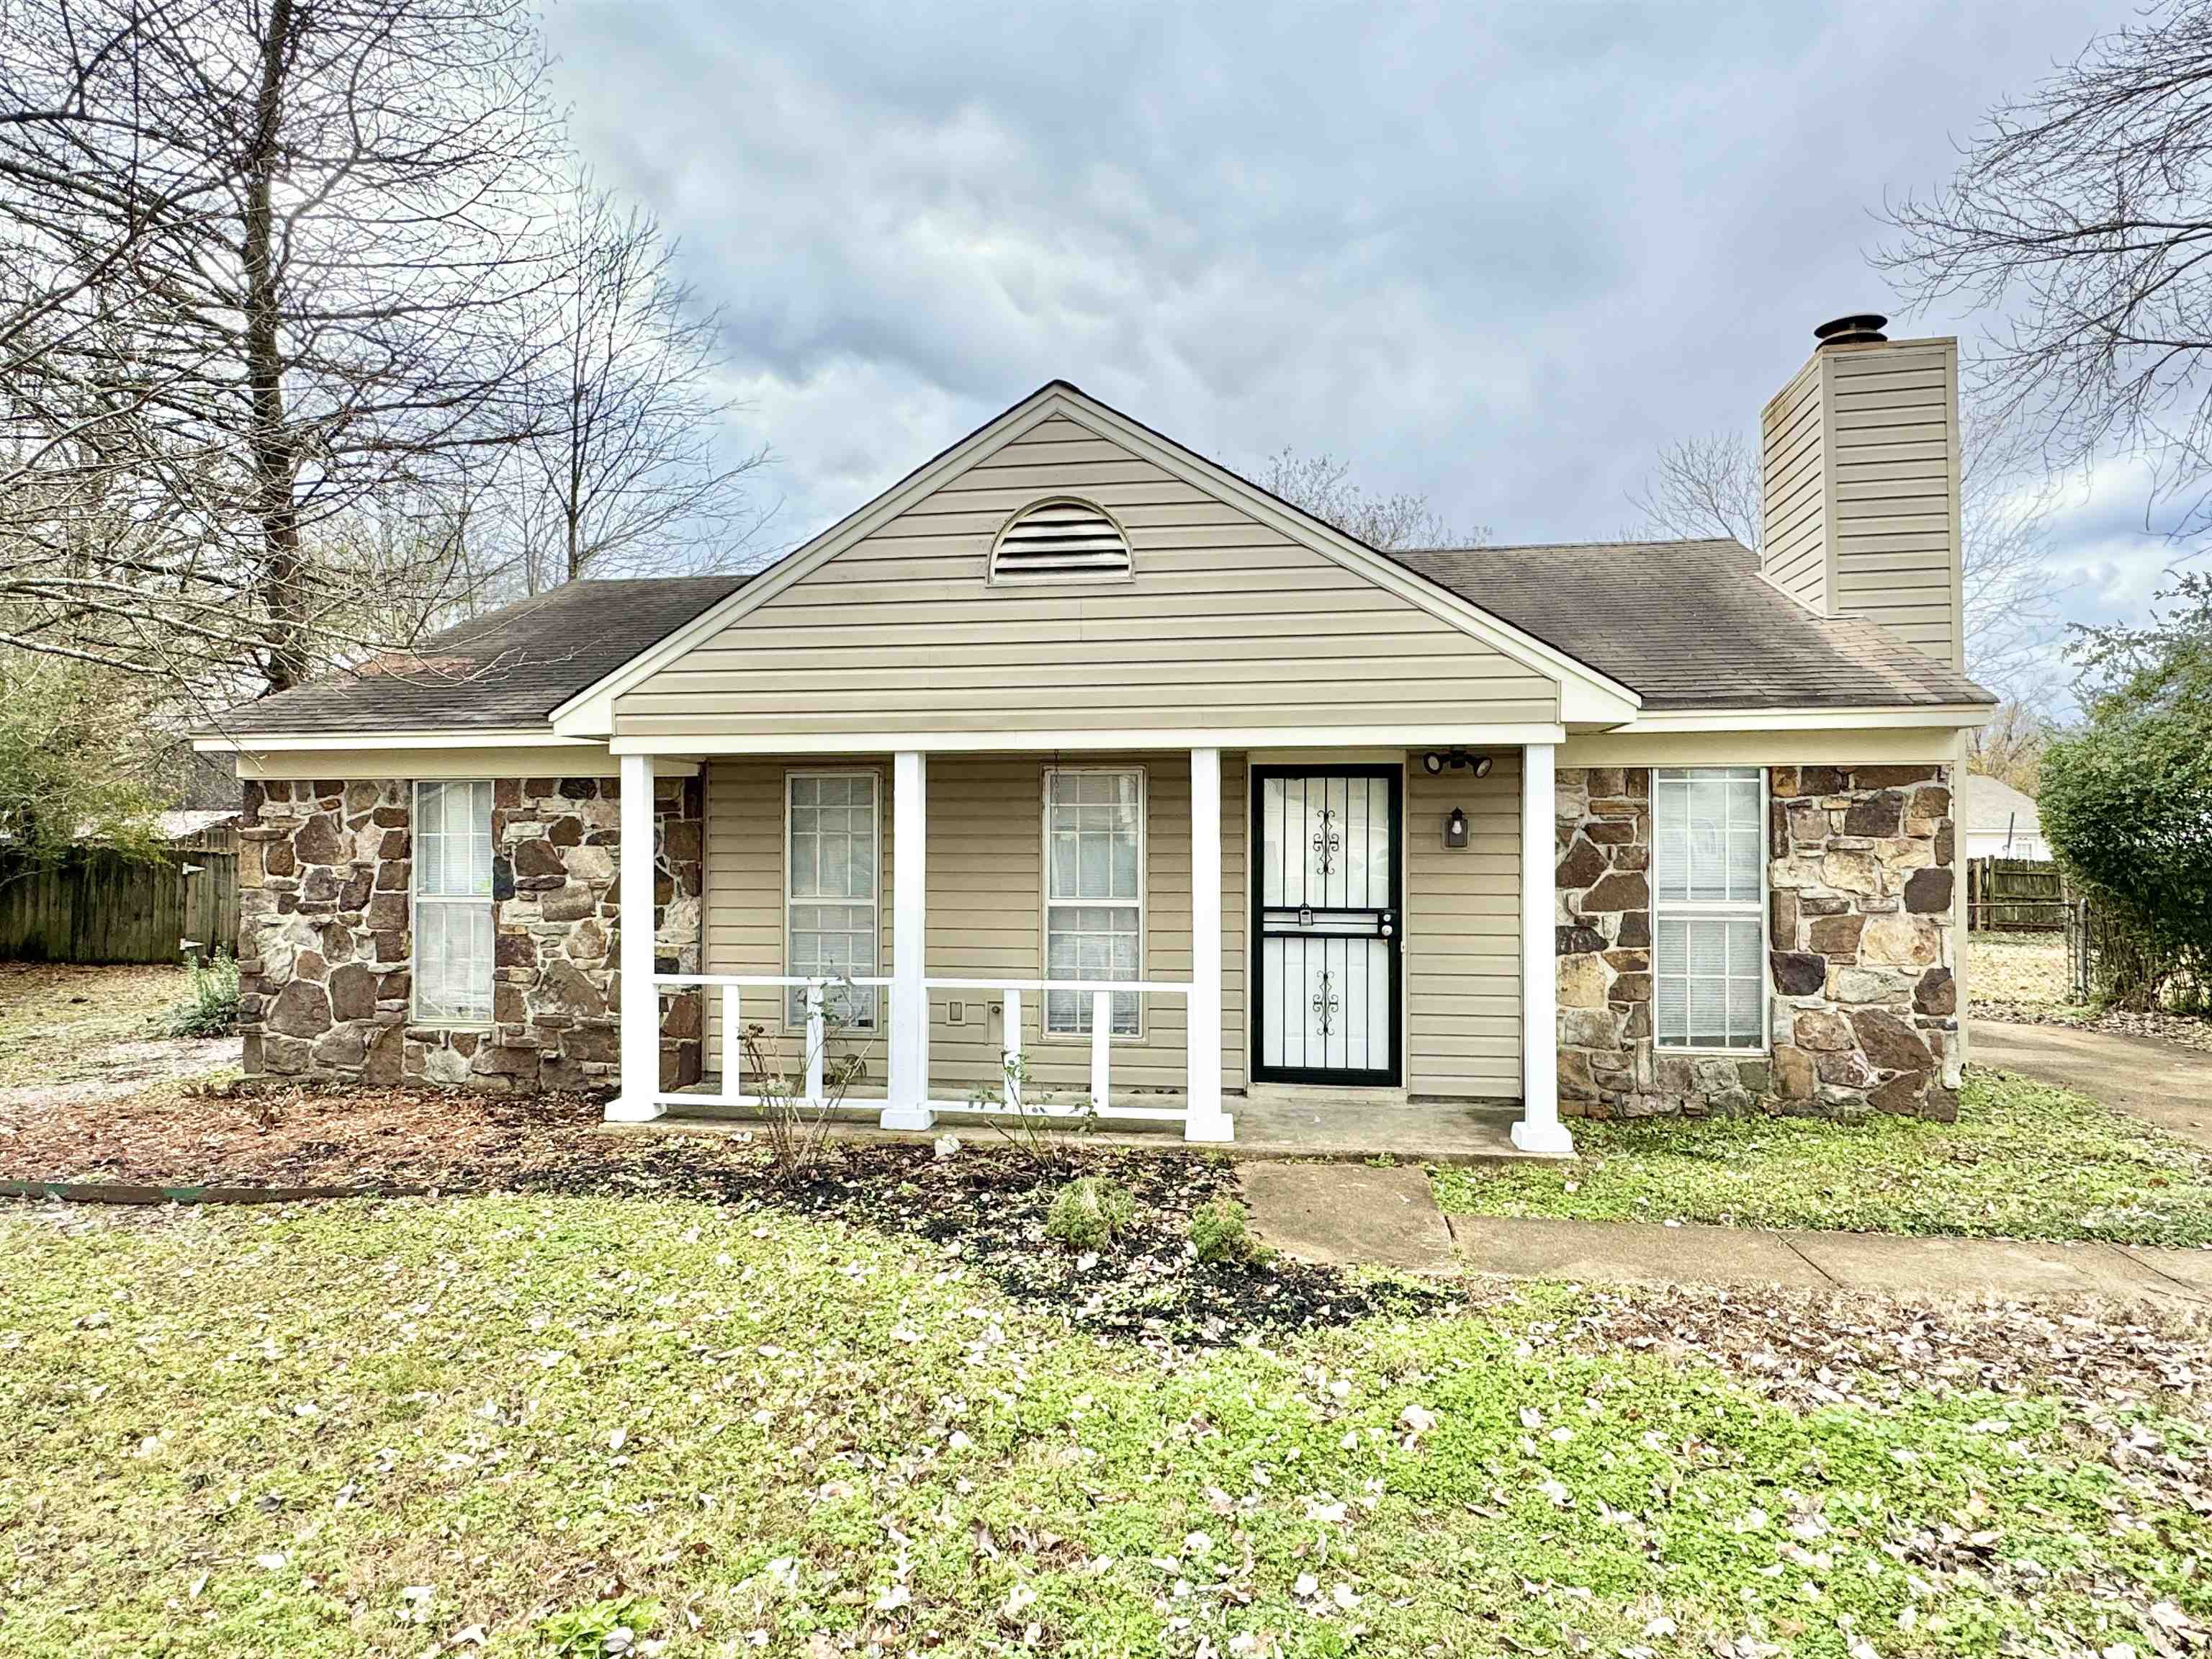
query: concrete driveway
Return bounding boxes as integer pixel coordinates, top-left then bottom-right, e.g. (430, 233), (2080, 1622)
(1971, 1018), (2212, 1152)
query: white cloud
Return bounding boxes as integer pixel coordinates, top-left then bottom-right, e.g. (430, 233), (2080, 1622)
(544, 0), (2157, 695)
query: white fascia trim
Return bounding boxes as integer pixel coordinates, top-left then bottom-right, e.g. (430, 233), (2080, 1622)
(549, 383), (1642, 737)
(1614, 704), (1995, 733)
(610, 723), (1571, 756)
(192, 728), (592, 752)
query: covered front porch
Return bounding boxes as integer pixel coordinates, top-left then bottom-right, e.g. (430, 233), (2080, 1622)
(600, 742), (1573, 1156)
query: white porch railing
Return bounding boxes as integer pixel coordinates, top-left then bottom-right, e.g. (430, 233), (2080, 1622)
(647, 972), (1200, 1128)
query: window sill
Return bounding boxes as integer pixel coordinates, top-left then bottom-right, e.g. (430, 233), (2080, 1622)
(1653, 1043), (1769, 1058)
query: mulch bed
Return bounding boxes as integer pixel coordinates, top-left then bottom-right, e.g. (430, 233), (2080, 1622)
(0, 1084), (1453, 1346)
(1977, 999), (2212, 1054)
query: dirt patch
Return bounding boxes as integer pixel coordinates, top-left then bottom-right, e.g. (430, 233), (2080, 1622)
(1977, 998), (2212, 1054)
(1526, 1280), (2211, 1413)
(1966, 930), (2067, 1002)
(0, 961), (234, 1094)
(0, 1084), (1452, 1345)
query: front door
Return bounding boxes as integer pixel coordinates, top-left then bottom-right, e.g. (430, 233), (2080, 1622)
(1252, 767), (1401, 1085)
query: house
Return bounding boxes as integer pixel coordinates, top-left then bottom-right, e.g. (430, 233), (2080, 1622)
(195, 313), (1992, 1151)
(1961, 774), (2046, 862)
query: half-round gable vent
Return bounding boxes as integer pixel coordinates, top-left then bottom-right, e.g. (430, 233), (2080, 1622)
(989, 498), (1133, 583)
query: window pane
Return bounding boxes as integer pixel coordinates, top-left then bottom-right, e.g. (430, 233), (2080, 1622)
(1652, 770), (1764, 1052)
(1046, 902), (1139, 1035)
(1655, 918), (1688, 1043)
(1727, 918), (1763, 1045)
(413, 782), (493, 1025)
(1047, 770), (1140, 904)
(415, 781), (490, 899)
(1044, 772), (1142, 1033)
(416, 899), (493, 1022)
(786, 774), (878, 1025)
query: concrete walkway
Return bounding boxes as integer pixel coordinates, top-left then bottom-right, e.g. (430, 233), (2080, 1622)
(1239, 1161), (2212, 1305)
(1971, 1018), (2212, 1153)
(1449, 1213), (2212, 1305)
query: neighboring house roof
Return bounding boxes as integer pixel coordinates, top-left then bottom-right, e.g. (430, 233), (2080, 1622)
(1390, 539), (1992, 711)
(159, 809), (239, 839)
(1963, 774), (2042, 836)
(202, 576), (752, 737)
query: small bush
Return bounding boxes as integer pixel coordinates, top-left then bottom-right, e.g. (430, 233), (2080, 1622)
(1190, 1197), (1265, 1265)
(163, 950), (239, 1038)
(536, 1596), (661, 1657)
(1045, 1176), (1136, 1251)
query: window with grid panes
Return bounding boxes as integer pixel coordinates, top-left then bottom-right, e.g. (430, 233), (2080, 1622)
(1651, 767), (1767, 1049)
(412, 781), (495, 1023)
(786, 771), (879, 1027)
(1043, 768), (1143, 1035)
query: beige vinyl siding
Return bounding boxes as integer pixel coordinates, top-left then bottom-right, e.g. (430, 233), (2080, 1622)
(1403, 751), (1522, 1099)
(702, 752), (1247, 1100)
(616, 417), (1557, 739)
(1824, 339), (1962, 668)
(1759, 355), (1830, 614)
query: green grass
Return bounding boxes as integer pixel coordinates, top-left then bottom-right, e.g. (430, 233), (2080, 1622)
(3, 1194), (2208, 1656)
(1434, 1069), (2212, 1246)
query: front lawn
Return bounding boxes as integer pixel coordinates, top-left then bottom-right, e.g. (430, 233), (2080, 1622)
(1434, 1069), (2212, 1246)
(2, 1194), (2208, 1658)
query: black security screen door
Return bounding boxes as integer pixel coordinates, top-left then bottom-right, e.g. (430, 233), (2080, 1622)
(1251, 767), (1401, 1085)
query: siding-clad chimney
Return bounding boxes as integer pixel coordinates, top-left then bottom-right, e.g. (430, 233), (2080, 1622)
(1758, 317), (1964, 671)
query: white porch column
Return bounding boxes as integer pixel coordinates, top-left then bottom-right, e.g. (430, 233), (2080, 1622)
(606, 751), (665, 1123)
(1184, 747), (1232, 1142)
(882, 750), (933, 1129)
(1512, 740), (1573, 1154)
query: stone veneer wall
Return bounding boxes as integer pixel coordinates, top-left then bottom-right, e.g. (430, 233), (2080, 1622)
(237, 773), (703, 1092)
(1555, 763), (1958, 1122)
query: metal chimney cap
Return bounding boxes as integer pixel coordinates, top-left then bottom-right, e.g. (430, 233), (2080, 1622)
(1815, 313), (1889, 346)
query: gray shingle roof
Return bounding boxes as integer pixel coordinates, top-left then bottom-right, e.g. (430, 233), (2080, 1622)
(204, 537), (1992, 739)
(1963, 774), (2041, 834)
(203, 575), (752, 737)
(1388, 539), (1995, 711)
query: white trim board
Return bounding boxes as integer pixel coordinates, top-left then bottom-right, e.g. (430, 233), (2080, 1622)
(608, 724), (1572, 757)
(1609, 704), (1992, 733)
(196, 729), (606, 752)
(221, 747), (702, 781)
(550, 381), (1642, 737)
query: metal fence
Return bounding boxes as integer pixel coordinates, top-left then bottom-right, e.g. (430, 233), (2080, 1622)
(2063, 898), (2095, 1004)
(0, 843), (238, 964)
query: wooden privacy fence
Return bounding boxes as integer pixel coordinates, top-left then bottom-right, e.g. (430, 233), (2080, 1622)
(1966, 855), (2065, 932)
(0, 844), (238, 964)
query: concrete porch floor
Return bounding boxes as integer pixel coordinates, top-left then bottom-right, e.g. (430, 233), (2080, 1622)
(606, 1092), (1550, 1165)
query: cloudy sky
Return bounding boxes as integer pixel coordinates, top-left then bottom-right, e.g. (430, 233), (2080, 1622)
(545, 0), (2185, 700)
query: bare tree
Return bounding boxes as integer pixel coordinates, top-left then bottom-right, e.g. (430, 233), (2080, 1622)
(1967, 696), (2051, 793)
(480, 174), (773, 597)
(1878, 0), (2212, 549)
(1629, 415), (2062, 699)
(1626, 431), (1761, 550)
(0, 0), (570, 699)
(1254, 448), (1486, 552)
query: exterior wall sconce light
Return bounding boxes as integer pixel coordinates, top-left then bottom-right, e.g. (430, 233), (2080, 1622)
(1421, 747), (1493, 778)
(1444, 807), (1470, 849)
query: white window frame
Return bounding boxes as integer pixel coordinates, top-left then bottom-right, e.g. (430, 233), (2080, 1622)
(1650, 765), (1769, 1053)
(410, 778), (495, 1028)
(1040, 765), (1147, 1041)
(783, 768), (881, 1032)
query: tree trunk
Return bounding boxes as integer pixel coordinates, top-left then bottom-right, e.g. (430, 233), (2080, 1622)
(245, 0), (307, 693)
